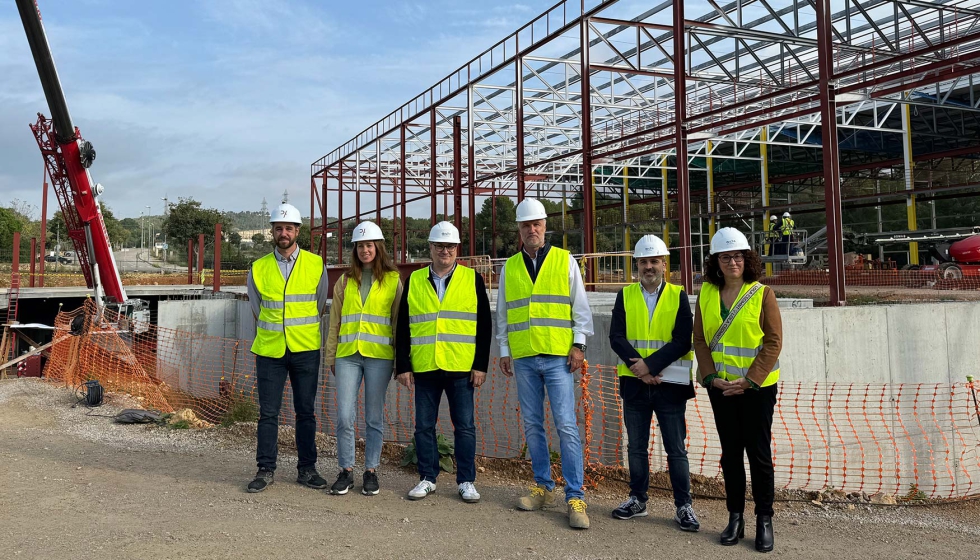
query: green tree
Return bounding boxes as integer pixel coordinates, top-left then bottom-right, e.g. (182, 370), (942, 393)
(163, 198), (229, 248)
(475, 197), (518, 258)
(0, 207), (27, 255)
(251, 232), (267, 245)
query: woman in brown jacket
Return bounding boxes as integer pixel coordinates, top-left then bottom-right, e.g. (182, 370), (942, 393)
(693, 227), (782, 553)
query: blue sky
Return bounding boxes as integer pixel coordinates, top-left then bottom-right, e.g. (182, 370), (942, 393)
(0, 0), (548, 219)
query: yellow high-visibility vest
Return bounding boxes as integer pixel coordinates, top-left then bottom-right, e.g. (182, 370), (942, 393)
(617, 282), (694, 383)
(698, 282), (779, 386)
(504, 247), (573, 359)
(781, 218), (795, 236)
(336, 270), (400, 360)
(250, 249), (323, 358)
(407, 266), (478, 372)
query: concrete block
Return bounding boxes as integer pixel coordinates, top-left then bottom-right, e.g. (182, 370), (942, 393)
(886, 303), (949, 385)
(778, 309), (826, 384)
(823, 306), (891, 384)
(943, 302), (980, 384)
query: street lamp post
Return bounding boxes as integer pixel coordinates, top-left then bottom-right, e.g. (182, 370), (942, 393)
(139, 211), (144, 272)
(145, 205), (152, 261)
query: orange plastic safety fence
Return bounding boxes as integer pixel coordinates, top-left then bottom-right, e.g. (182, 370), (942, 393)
(39, 302), (980, 499)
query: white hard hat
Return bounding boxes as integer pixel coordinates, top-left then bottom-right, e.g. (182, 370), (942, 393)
(270, 203), (302, 225)
(769, 215), (778, 221)
(633, 235), (669, 258)
(515, 198), (548, 222)
(351, 221), (384, 243)
(428, 221), (461, 244)
(710, 227), (751, 255)
(782, 211), (791, 217)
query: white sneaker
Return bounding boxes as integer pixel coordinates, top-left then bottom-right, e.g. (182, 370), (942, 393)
(458, 482), (480, 503)
(408, 480), (436, 500)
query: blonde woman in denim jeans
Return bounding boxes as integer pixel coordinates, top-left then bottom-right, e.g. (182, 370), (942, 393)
(324, 221), (403, 496)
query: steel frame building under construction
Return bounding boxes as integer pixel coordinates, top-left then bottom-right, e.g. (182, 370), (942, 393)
(310, 0), (980, 305)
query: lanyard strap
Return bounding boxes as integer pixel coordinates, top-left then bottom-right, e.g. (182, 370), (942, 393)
(708, 283), (762, 352)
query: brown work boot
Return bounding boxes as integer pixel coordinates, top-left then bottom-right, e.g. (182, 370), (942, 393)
(517, 484), (556, 511)
(567, 498), (590, 529)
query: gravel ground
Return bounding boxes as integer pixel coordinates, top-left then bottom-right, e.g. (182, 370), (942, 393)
(1, 378), (978, 560)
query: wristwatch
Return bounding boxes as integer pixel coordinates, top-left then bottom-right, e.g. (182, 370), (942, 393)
(572, 343), (587, 352)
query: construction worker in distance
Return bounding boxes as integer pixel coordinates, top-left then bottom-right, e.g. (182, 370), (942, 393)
(246, 203), (329, 493)
(766, 215), (780, 256)
(324, 220), (403, 496)
(395, 221), (492, 504)
(496, 198), (594, 530)
(779, 211), (795, 255)
(693, 227), (782, 553)
(607, 234), (700, 532)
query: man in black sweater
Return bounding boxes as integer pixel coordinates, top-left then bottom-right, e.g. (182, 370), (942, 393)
(608, 235), (699, 532)
(395, 222), (492, 504)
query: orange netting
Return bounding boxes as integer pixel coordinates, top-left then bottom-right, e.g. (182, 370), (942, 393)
(41, 301), (980, 499)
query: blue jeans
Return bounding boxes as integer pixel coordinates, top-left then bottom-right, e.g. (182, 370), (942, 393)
(414, 375), (476, 485)
(513, 355), (585, 501)
(334, 353), (393, 471)
(619, 376), (692, 507)
(255, 348), (320, 472)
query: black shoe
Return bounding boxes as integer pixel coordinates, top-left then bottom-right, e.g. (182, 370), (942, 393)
(330, 469), (354, 495)
(755, 515), (774, 553)
(611, 496), (648, 519)
(247, 469), (274, 493)
(297, 468), (328, 489)
(674, 504), (700, 532)
(362, 470), (380, 496)
(720, 512), (745, 546)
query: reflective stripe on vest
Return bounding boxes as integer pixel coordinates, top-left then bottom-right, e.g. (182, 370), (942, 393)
(616, 282), (694, 384)
(250, 250), (324, 358)
(336, 270), (400, 360)
(407, 265), (478, 372)
(698, 282), (780, 386)
(504, 247), (574, 359)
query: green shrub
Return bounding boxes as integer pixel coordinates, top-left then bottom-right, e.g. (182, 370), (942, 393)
(220, 397), (258, 426)
(401, 434), (455, 473)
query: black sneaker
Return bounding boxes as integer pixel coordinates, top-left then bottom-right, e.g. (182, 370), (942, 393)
(612, 496), (648, 519)
(330, 469), (354, 495)
(674, 503), (701, 532)
(247, 469), (274, 493)
(297, 468), (328, 489)
(362, 470), (380, 496)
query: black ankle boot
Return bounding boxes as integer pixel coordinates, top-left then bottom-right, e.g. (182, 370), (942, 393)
(720, 512), (744, 546)
(755, 515), (774, 553)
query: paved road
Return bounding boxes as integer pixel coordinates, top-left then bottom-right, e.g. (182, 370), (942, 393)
(114, 247), (186, 273)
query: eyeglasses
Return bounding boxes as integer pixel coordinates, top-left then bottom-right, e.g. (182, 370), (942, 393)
(432, 243), (457, 253)
(719, 254), (745, 264)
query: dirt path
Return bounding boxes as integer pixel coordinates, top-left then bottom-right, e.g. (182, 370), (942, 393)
(1, 378), (978, 559)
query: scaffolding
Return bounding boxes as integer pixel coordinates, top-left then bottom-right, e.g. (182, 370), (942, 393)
(311, 0), (980, 305)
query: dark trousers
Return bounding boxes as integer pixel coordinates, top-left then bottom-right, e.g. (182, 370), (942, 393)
(708, 384), (778, 516)
(414, 374), (476, 485)
(620, 376), (692, 507)
(255, 348), (320, 472)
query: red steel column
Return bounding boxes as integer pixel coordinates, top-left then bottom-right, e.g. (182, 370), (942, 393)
(491, 184), (498, 258)
(673, 0), (694, 292)
(187, 239), (193, 284)
(400, 124), (408, 262)
(817, 0), (846, 306)
(580, 17), (596, 288)
(213, 223), (222, 292)
(516, 55), (526, 202)
(468, 116), (477, 257)
(431, 108), (438, 226)
(39, 169), (47, 287)
(29, 237), (36, 287)
(338, 162), (345, 264)
(376, 141), (382, 225)
(197, 234), (205, 285)
(453, 116), (463, 234)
